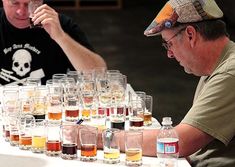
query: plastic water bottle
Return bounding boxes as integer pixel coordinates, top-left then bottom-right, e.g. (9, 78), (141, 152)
(156, 117), (179, 167)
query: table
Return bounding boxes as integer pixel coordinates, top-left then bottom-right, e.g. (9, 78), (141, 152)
(0, 137), (191, 167)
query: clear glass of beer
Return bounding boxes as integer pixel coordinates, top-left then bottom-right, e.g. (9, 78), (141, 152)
(102, 128), (120, 164)
(31, 119), (47, 153)
(79, 126), (98, 162)
(125, 131), (143, 166)
(60, 123), (78, 160)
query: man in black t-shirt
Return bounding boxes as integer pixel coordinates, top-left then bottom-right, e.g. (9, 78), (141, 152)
(0, 0), (106, 85)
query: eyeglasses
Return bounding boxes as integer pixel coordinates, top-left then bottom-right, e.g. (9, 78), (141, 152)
(162, 28), (186, 50)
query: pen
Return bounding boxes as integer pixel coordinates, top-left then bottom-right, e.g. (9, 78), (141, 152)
(76, 119), (84, 125)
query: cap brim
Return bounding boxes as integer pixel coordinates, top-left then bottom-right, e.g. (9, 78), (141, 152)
(144, 2), (177, 37)
(144, 21), (163, 36)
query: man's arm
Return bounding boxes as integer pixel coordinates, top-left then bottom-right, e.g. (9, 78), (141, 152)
(32, 4), (106, 70)
(54, 32), (106, 70)
(106, 123), (214, 157)
(137, 124), (213, 157)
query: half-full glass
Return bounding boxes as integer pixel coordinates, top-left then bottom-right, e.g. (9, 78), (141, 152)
(125, 131), (143, 166)
(102, 128), (120, 164)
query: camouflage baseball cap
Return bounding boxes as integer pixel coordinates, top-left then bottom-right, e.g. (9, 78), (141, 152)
(144, 0), (223, 37)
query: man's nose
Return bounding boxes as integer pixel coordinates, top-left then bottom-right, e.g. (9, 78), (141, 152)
(167, 50), (174, 58)
(16, 5), (28, 16)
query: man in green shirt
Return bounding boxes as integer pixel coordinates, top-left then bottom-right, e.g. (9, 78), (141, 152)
(137, 0), (235, 166)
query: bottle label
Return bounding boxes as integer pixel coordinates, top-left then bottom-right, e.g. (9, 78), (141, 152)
(157, 138), (179, 154)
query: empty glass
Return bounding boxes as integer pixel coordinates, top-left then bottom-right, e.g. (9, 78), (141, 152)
(28, 0), (43, 28)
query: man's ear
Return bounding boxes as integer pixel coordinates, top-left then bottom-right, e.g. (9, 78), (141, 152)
(185, 26), (197, 47)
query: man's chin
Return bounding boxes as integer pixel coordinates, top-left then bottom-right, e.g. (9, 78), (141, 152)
(184, 68), (192, 74)
(13, 21), (30, 29)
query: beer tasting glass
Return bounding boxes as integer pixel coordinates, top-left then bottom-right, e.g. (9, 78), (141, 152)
(144, 95), (153, 126)
(4, 117), (10, 142)
(64, 93), (80, 122)
(31, 119), (47, 153)
(80, 80), (96, 120)
(47, 95), (63, 122)
(96, 76), (112, 118)
(34, 85), (49, 98)
(125, 131), (143, 166)
(9, 115), (20, 146)
(60, 123), (78, 160)
(25, 77), (41, 86)
(28, 0), (43, 28)
(2, 87), (20, 116)
(109, 73), (126, 104)
(19, 115), (35, 150)
(110, 103), (126, 130)
(79, 126), (98, 161)
(66, 70), (81, 84)
(129, 99), (145, 130)
(46, 123), (61, 156)
(33, 96), (46, 120)
(102, 128), (121, 164)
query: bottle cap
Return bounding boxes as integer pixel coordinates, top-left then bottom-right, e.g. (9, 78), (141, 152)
(162, 117), (172, 125)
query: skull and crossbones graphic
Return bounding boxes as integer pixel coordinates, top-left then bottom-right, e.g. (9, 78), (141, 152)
(0, 49), (45, 85)
(12, 49), (32, 77)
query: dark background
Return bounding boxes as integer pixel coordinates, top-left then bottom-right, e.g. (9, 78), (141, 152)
(58, 0), (235, 125)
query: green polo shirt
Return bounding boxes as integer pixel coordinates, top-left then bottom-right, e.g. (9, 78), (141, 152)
(181, 41), (235, 167)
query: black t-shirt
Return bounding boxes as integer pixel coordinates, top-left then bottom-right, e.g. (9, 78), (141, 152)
(0, 9), (93, 85)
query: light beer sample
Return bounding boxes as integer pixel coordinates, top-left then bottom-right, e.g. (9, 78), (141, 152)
(126, 148), (142, 161)
(82, 109), (91, 120)
(104, 148), (120, 161)
(31, 136), (46, 153)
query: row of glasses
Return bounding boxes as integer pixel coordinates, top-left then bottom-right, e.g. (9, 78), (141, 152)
(2, 84), (154, 132)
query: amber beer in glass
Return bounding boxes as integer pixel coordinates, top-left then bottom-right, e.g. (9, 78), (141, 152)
(144, 95), (153, 126)
(79, 126), (98, 161)
(47, 96), (62, 122)
(46, 123), (61, 156)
